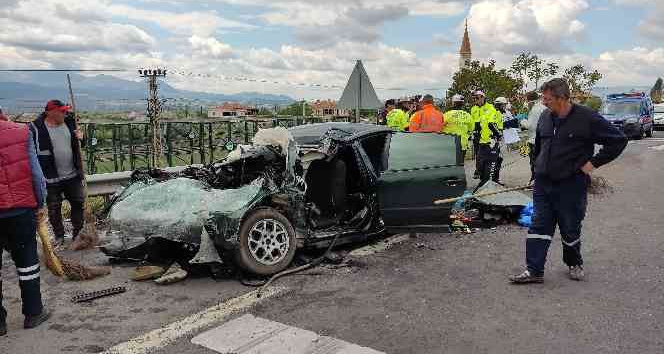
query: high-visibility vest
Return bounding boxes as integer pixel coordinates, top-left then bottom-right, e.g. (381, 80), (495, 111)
(409, 104), (444, 133)
(442, 109), (473, 150)
(386, 109), (410, 131)
(471, 103), (498, 144)
(493, 110), (504, 131)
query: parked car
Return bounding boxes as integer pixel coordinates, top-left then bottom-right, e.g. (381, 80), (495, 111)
(601, 92), (655, 139)
(654, 103), (664, 131)
(101, 123), (466, 275)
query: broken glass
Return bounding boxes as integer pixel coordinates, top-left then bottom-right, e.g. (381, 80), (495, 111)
(101, 177), (265, 259)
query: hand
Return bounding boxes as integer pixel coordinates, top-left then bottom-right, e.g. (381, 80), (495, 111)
(74, 129), (83, 140)
(581, 161), (595, 175)
(36, 207), (48, 222)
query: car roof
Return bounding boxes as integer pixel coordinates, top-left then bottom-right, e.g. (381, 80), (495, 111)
(289, 122), (392, 145)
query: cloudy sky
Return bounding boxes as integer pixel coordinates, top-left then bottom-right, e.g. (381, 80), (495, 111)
(0, 0), (663, 99)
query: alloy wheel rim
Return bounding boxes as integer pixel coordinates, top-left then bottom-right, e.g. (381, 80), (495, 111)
(248, 219), (290, 266)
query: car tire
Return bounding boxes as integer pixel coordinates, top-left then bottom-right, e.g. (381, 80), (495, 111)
(635, 126), (643, 140)
(235, 207), (297, 276)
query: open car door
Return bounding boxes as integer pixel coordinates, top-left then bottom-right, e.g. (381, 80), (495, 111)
(378, 132), (466, 233)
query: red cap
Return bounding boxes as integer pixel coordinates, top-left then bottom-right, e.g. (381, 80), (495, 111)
(45, 100), (71, 113)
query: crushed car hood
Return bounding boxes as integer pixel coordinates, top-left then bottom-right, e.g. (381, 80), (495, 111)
(100, 177), (266, 259)
(100, 127), (303, 263)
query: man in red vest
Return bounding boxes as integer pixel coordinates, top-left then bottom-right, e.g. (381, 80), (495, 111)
(409, 94), (445, 133)
(0, 119), (51, 336)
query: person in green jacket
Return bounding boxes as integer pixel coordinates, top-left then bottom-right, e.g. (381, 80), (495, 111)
(385, 99), (410, 131)
(470, 90), (499, 179)
(443, 94), (473, 156)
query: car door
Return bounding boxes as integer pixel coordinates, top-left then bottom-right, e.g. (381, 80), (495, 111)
(377, 132), (467, 233)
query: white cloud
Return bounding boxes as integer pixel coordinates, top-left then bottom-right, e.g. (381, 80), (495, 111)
(467, 0), (589, 55)
(0, 0), (661, 100)
(107, 4), (256, 37)
(0, 0), (156, 54)
(188, 36), (235, 59)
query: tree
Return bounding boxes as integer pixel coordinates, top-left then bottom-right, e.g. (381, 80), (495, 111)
(651, 78), (663, 103)
(528, 60), (559, 91)
(449, 59), (523, 110)
(510, 52), (537, 92)
(257, 107), (273, 117)
(511, 51), (560, 92)
(278, 101), (312, 116)
(562, 64), (603, 98)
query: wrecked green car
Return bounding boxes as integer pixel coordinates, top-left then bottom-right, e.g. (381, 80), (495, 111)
(100, 123), (466, 275)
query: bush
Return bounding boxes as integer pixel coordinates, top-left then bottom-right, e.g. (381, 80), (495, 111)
(582, 96), (602, 112)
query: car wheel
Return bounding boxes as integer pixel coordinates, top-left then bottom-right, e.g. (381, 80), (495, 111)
(646, 125), (653, 138)
(635, 126), (643, 140)
(235, 207), (297, 276)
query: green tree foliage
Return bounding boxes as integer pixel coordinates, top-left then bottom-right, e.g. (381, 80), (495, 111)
(278, 101), (312, 116)
(650, 78), (663, 103)
(257, 107), (274, 117)
(528, 61), (559, 91)
(582, 96), (602, 112)
(510, 52), (559, 91)
(562, 64), (603, 97)
(448, 59), (523, 110)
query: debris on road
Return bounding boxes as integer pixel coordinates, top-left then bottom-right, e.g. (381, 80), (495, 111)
(129, 265), (167, 281)
(70, 286), (127, 303)
(154, 263), (189, 285)
(589, 175), (615, 196)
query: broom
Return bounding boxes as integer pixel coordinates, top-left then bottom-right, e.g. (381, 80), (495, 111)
(434, 175), (614, 205)
(36, 210), (64, 277)
(36, 210), (110, 280)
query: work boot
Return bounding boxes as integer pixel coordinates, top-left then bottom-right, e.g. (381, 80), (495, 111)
(0, 323), (6, 336)
(569, 266), (585, 281)
(53, 237), (65, 250)
(509, 270), (544, 284)
(24, 308), (51, 329)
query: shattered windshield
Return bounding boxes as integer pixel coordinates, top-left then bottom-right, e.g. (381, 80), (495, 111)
(102, 178), (265, 259)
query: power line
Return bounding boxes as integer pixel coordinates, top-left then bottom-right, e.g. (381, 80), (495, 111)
(167, 68), (447, 92)
(0, 69), (128, 72)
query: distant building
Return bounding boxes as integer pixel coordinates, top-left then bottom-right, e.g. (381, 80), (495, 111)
(459, 19), (472, 69)
(311, 99), (350, 118)
(208, 103), (259, 118)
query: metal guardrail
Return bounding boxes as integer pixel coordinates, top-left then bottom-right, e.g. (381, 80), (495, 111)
(85, 165), (194, 197)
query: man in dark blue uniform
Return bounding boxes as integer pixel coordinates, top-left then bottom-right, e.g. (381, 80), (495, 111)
(510, 78), (627, 284)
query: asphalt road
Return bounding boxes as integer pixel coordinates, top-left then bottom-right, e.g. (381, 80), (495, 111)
(3, 132), (664, 354)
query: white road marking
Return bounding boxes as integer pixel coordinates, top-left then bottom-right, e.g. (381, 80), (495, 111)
(192, 314), (385, 354)
(649, 144), (664, 151)
(348, 234), (411, 257)
(101, 286), (287, 354)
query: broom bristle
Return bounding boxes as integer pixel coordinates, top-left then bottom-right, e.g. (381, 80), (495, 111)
(60, 258), (111, 281)
(588, 176), (614, 196)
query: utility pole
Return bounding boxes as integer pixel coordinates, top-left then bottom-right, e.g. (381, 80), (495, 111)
(139, 68), (167, 168)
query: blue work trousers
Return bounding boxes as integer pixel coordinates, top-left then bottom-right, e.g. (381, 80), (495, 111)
(1, 210), (43, 325)
(526, 173), (589, 276)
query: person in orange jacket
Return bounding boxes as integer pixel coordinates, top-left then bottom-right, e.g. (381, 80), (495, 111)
(409, 94), (445, 132)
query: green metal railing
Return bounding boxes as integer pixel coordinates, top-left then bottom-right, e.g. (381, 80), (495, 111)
(81, 116), (350, 174)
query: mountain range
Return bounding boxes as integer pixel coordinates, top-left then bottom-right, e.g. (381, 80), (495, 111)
(0, 72), (295, 113)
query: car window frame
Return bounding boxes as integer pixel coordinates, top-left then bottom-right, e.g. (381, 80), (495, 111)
(385, 132), (462, 173)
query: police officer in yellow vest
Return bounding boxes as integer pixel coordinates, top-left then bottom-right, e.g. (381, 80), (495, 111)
(385, 99), (410, 132)
(443, 94), (473, 156)
(470, 90), (499, 179)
